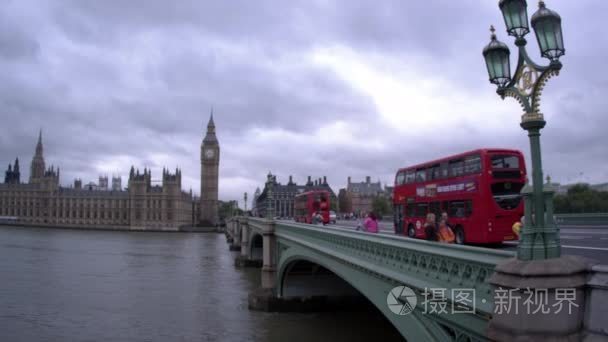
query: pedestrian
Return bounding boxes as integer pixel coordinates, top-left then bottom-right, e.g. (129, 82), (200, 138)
(424, 213), (437, 241)
(441, 212), (453, 229)
(364, 212), (379, 233)
(311, 211), (318, 224)
(512, 216), (523, 239)
(437, 218), (455, 243)
(317, 212), (325, 226)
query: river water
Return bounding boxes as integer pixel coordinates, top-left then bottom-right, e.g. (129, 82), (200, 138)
(0, 226), (403, 342)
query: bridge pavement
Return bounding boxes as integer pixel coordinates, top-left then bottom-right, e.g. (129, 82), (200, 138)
(306, 220), (608, 264)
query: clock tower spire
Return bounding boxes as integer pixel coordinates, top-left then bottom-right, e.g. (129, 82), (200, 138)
(200, 109), (220, 226)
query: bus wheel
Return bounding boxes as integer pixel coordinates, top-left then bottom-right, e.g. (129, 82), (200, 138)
(455, 226), (465, 245)
(407, 224), (416, 238)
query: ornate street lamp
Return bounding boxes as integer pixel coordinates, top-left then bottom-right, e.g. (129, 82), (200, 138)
(482, 0), (564, 260)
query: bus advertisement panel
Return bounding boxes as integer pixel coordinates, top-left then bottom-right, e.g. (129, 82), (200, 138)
(393, 148), (526, 244)
(294, 190), (330, 224)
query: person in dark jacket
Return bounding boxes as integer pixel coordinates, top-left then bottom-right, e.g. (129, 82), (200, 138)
(424, 213), (438, 241)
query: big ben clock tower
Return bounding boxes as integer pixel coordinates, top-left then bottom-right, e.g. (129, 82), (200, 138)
(200, 112), (219, 226)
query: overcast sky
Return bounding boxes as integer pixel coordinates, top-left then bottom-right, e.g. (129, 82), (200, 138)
(1, 0), (606, 207)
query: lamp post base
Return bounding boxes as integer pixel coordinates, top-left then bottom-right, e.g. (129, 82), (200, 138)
(488, 255), (590, 341)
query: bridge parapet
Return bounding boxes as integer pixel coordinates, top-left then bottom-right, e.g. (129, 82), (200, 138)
(274, 221), (513, 317)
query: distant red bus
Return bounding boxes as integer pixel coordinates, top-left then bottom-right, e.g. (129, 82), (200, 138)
(393, 148), (526, 244)
(294, 190), (330, 224)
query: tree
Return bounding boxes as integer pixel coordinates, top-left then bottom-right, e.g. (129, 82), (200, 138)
(553, 183), (608, 213)
(330, 199), (338, 212)
(218, 200), (240, 220)
(372, 196), (391, 218)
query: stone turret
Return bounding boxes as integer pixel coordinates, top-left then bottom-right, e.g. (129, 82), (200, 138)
(111, 176), (122, 191)
(128, 167), (150, 228)
(4, 157), (21, 184)
(29, 130), (46, 184)
(99, 176), (109, 190)
(40, 165), (59, 190)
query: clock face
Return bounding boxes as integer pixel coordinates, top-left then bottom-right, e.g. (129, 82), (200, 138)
(205, 149), (215, 159)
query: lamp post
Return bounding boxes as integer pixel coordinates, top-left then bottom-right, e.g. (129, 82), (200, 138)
(483, 0), (564, 260)
(244, 192), (248, 212)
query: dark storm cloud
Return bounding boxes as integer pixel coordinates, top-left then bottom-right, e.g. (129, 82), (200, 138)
(0, 0), (607, 203)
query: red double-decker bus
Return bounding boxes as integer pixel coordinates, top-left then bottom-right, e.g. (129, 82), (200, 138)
(393, 148), (526, 244)
(294, 190), (330, 224)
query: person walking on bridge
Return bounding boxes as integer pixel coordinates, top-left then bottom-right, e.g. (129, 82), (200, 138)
(424, 213), (438, 241)
(364, 212), (379, 233)
(437, 218), (455, 243)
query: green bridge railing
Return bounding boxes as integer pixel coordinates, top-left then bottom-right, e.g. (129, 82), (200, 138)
(273, 221), (515, 341)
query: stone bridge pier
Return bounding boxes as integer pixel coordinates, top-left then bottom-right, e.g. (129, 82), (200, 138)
(226, 217), (270, 270)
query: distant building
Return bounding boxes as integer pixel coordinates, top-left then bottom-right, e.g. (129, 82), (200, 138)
(339, 176), (389, 216)
(98, 176), (108, 190)
(255, 173), (336, 218)
(0, 131), (195, 230)
(252, 187), (261, 216)
(344, 176), (384, 215)
(111, 176), (122, 191)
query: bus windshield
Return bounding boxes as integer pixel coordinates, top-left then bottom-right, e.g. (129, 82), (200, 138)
(491, 155), (520, 169)
(491, 181), (524, 210)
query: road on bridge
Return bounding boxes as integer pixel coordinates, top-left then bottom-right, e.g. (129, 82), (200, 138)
(280, 219), (608, 264)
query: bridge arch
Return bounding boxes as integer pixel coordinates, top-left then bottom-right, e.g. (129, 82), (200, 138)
(277, 249), (453, 342)
(248, 233), (263, 261)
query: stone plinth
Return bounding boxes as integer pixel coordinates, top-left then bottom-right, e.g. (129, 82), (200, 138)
(488, 255), (590, 341)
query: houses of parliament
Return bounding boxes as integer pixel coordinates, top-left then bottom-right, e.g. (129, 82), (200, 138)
(0, 115), (220, 230)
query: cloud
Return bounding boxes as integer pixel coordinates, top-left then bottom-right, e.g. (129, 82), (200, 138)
(0, 0), (606, 209)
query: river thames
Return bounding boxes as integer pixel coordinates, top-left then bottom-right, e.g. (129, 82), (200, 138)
(0, 226), (402, 342)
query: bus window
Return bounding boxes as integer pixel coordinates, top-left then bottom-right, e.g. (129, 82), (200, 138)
(428, 164), (440, 180)
(406, 204), (415, 218)
(429, 202), (441, 217)
(396, 171), (406, 185)
(464, 155), (481, 174)
(415, 203), (428, 217)
(415, 169), (426, 182)
(405, 197), (415, 217)
(492, 155), (520, 169)
(405, 170), (415, 183)
(448, 200), (472, 218)
(440, 162), (449, 178)
(449, 159), (464, 177)
(491, 182), (524, 209)
(465, 200), (473, 216)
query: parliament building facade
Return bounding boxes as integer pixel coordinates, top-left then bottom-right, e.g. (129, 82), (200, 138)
(0, 115), (219, 230)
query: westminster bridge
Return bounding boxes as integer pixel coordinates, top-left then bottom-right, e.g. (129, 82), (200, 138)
(225, 217), (608, 341)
